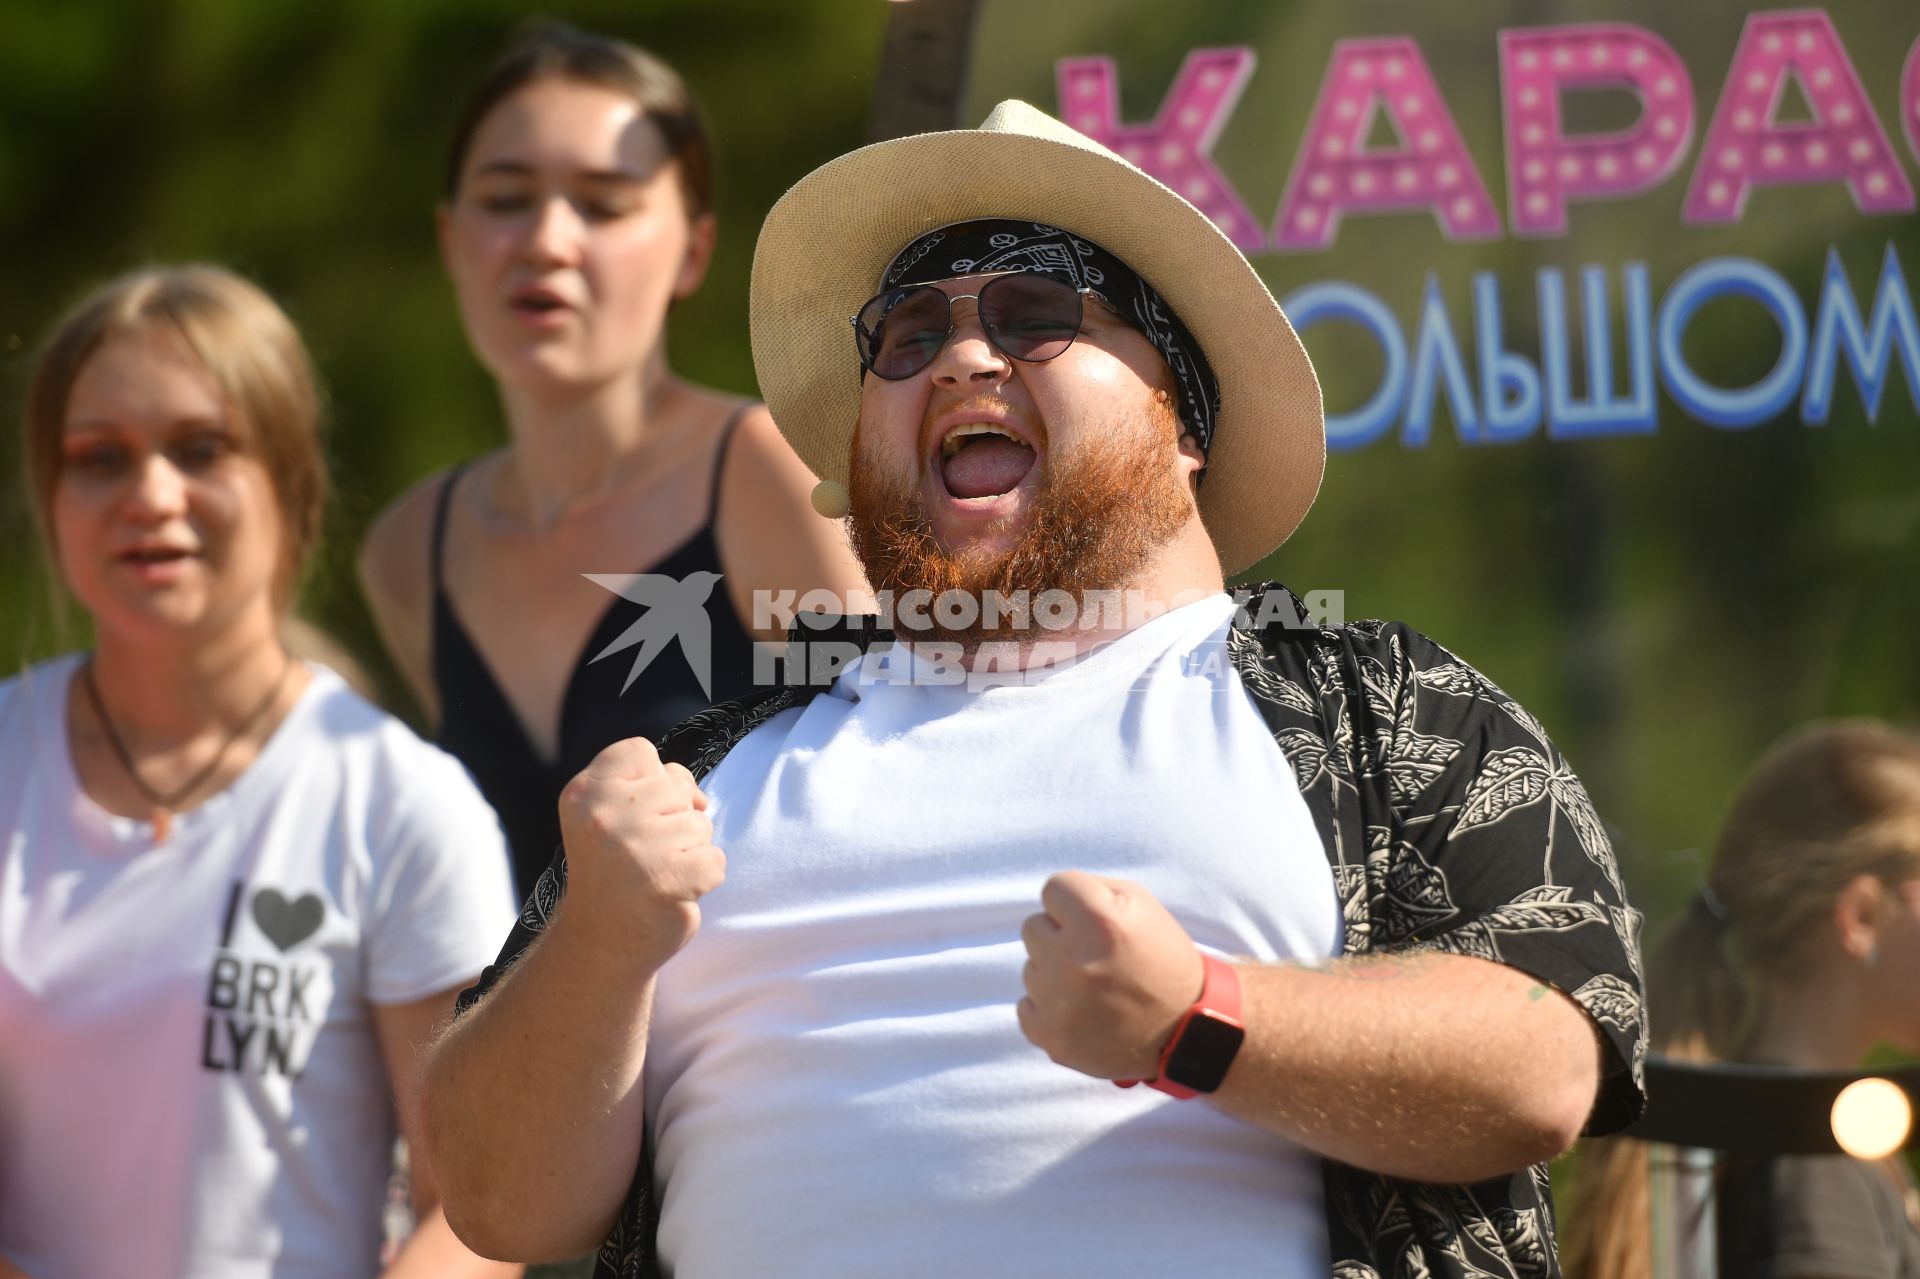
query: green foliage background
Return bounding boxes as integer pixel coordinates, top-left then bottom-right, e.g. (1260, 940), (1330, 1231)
(0, 0), (888, 680)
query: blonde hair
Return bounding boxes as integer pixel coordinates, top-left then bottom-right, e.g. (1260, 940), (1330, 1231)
(1565, 720), (1920, 1279)
(22, 264), (327, 608)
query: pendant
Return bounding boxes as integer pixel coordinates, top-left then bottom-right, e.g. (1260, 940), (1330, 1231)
(152, 807), (172, 842)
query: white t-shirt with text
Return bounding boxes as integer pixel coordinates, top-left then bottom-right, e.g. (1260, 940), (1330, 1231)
(0, 656), (518, 1279)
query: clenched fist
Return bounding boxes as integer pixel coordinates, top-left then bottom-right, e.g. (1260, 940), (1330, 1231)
(556, 737), (725, 971)
(1016, 871), (1207, 1081)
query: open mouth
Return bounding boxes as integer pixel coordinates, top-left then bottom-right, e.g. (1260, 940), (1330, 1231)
(120, 547), (192, 566)
(938, 424), (1038, 500)
(509, 287), (572, 319)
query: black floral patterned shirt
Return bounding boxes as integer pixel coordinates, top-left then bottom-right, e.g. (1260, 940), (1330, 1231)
(457, 583), (1648, 1278)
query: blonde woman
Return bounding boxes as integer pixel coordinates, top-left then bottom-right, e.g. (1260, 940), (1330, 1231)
(360, 23), (866, 897)
(0, 266), (520, 1279)
(1567, 721), (1920, 1279)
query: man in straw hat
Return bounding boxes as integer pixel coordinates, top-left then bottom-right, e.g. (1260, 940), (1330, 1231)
(425, 102), (1646, 1279)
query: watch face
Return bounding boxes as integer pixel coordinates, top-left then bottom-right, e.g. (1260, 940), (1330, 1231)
(1163, 1013), (1246, 1094)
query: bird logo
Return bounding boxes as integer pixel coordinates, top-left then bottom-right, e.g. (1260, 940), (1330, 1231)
(582, 571), (724, 698)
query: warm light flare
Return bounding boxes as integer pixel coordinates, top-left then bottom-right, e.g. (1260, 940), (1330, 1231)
(1831, 1078), (1912, 1160)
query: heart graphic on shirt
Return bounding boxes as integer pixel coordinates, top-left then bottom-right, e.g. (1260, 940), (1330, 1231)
(251, 889), (324, 952)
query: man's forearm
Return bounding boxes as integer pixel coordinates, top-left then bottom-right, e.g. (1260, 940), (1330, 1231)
(423, 902), (663, 1261)
(1207, 951), (1601, 1183)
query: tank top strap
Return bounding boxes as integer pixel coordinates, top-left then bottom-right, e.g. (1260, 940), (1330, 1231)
(706, 404), (755, 526)
(430, 461), (471, 598)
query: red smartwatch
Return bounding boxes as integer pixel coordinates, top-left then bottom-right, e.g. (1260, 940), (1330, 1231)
(1116, 952), (1245, 1100)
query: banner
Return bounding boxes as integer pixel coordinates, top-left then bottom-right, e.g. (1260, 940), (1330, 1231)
(952, 1), (1920, 906)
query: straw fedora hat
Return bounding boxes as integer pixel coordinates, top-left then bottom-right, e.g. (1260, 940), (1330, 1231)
(749, 100), (1325, 576)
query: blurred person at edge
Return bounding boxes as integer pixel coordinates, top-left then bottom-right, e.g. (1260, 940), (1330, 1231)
(0, 266), (521, 1279)
(1567, 721), (1920, 1279)
(359, 22), (867, 899)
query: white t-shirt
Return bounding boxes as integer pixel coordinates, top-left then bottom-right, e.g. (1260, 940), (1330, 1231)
(648, 594), (1343, 1278)
(0, 656), (518, 1279)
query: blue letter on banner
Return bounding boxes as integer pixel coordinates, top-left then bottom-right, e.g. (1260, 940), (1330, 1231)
(1474, 271), (1542, 444)
(1404, 274), (1481, 447)
(1282, 281), (1408, 453)
(1658, 258), (1808, 430)
(1802, 245), (1920, 426)
(1539, 264), (1657, 439)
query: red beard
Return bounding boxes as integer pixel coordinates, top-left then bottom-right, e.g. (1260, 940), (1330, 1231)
(847, 390), (1195, 648)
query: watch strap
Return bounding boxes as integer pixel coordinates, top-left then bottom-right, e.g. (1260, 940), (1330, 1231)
(1115, 951), (1244, 1099)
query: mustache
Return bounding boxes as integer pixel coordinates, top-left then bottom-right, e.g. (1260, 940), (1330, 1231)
(847, 391), (1192, 648)
(921, 393), (1046, 455)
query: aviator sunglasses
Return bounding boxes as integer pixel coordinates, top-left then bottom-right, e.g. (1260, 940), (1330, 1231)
(852, 273), (1102, 381)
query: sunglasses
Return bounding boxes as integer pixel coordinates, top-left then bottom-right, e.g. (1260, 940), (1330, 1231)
(851, 273), (1100, 381)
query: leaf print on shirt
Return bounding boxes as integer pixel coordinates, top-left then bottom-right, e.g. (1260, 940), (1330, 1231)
(1356, 652), (1398, 725)
(1478, 890), (1609, 937)
(1528, 1161), (1553, 1210)
(1395, 1243), (1436, 1279)
(1388, 731), (1464, 806)
(520, 857), (567, 933)
(663, 687), (806, 779)
(1502, 701), (1554, 752)
(1547, 773), (1625, 896)
(1570, 973), (1642, 1037)
(1354, 637), (1415, 774)
(1335, 863), (1372, 954)
(1408, 1189), (1473, 1264)
(1610, 904), (1647, 987)
(1443, 1185), (1503, 1260)
(1429, 920), (1499, 962)
(1425, 885), (1610, 964)
(1228, 627), (1318, 715)
(1370, 1179), (1415, 1242)
(1492, 1207), (1551, 1279)
(1280, 725), (1338, 797)
(1366, 827), (1458, 945)
(1454, 747), (1555, 834)
(1455, 746), (1623, 893)
(1413, 663), (1491, 699)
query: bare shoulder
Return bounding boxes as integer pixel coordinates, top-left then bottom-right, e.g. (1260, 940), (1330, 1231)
(359, 467), (456, 616)
(712, 402), (868, 639)
(721, 402), (815, 491)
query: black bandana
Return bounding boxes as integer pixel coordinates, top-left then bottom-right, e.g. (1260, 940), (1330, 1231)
(880, 219), (1220, 458)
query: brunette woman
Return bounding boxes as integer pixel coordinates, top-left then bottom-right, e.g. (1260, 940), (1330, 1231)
(360, 23), (866, 896)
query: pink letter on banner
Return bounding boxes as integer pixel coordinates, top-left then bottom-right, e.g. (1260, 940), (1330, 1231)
(1272, 38), (1501, 252)
(1500, 25), (1695, 237)
(1056, 49), (1264, 252)
(1684, 9), (1913, 224)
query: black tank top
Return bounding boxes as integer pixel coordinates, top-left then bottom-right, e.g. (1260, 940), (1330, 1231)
(431, 410), (762, 895)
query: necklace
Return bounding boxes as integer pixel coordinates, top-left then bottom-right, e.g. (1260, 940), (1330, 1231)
(81, 655), (294, 842)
